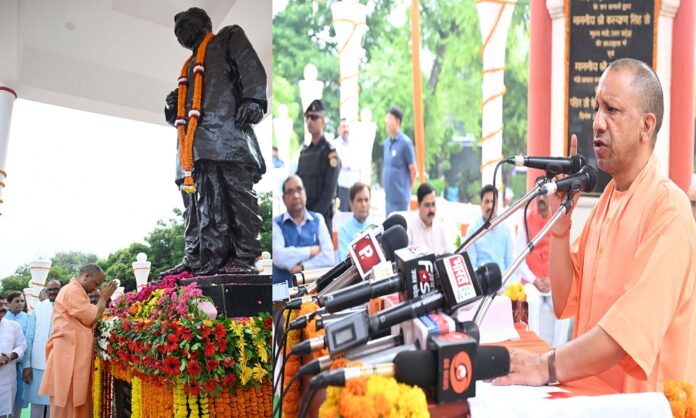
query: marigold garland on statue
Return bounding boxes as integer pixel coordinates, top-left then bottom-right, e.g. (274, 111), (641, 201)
(176, 32), (215, 193)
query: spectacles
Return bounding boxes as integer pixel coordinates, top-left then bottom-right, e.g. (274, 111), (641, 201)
(305, 114), (322, 121)
(284, 186), (304, 196)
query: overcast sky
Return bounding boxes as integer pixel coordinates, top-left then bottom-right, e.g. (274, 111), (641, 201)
(0, 99), (272, 278)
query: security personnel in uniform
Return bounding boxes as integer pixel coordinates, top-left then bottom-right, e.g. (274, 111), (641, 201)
(296, 99), (340, 232)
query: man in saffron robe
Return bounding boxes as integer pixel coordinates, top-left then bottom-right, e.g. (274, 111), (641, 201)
(495, 58), (696, 392)
(39, 265), (116, 418)
(162, 7), (268, 276)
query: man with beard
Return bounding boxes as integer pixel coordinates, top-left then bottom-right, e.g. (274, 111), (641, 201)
(465, 184), (514, 272)
(494, 59), (696, 393)
(515, 183), (571, 346)
(407, 183), (450, 254)
(162, 7), (267, 276)
(296, 100), (340, 232)
(22, 280), (61, 418)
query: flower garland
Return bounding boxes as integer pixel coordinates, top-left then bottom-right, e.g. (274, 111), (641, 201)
(176, 32), (215, 193)
(174, 380), (188, 418)
(93, 356), (102, 418)
(141, 378), (173, 418)
(664, 379), (696, 418)
(131, 376), (142, 418)
(282, 309), (302, 418)
(318, 375), (429, 418)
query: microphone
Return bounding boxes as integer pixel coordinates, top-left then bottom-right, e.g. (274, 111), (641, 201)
(541, 165), (597, 195)
(319, 261), (503, 354)
(308, 333), (509, 402)
(506, 154), (587, 176)
(296, 334), (404, 379)
(393, 344), (510, 402)
(291, 215), (408, 297)
(318, 224), (409, 295)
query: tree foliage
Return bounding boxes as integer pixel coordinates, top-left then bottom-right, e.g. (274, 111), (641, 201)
(0, 251), (98, 293)
(273, 0), (530, 200)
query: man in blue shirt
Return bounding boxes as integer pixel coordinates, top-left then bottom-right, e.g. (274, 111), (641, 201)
(382, 107), (416, 215)
(272, 175), (335, 286)
(465, 184), (514, 273)
(338, 183), (378, 260)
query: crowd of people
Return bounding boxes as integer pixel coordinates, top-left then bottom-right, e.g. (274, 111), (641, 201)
(273, 59), (696, 395)
(0, 265), (116, 418)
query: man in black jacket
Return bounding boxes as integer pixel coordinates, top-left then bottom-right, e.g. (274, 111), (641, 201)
(296, 99), (340, 232)
(163, 7), (267, 275)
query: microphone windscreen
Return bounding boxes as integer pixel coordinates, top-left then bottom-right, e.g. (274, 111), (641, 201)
(379, 225), (409, 261)
(383, 213), (407, 231)
(582, 165), (597, 192)
(394, 350), (437, 388)
(475, 263), (502, 296)
(474, 346), (510, 381)
(570, 154), (587, 173)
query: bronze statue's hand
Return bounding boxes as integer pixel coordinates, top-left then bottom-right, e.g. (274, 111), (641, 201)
(235, 101), (263, 127)
(166, 89), (179, 109)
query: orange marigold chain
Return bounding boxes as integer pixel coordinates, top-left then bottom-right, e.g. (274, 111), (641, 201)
(176, 32), (215, 194)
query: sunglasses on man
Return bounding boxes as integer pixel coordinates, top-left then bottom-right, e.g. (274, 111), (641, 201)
(305, 114), (322, 121)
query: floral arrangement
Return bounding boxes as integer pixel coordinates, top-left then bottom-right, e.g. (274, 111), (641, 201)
(95, 276), (273, 396)
(318, 375), (429, 418)
(503, 282), (527, 302)
(664, 379), (696, 418)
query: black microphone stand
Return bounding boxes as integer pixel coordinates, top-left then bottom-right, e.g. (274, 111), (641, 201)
(473, 193), (575, 325)
(456, 177), (548, 254)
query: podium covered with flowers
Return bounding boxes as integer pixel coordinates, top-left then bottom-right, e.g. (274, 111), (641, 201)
(94, 275), (272, 417)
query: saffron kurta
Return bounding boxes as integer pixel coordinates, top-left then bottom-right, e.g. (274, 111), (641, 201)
(39, 279), (98, 416)
(563, 155), (696, 392)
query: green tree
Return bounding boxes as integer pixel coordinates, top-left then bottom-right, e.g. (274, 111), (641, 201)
(99, 243), (150, 292)
(143, 209), (186, 278)
(259, 191), (272, 254)
(0, 265), (30, 293)
(273, 0), (530, 200)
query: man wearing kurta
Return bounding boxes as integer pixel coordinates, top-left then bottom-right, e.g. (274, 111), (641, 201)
(0, 295), (27, 417)
(39, 265), (116, 418)
(495, 58), (696, 392)
(24, 279), (61, 418)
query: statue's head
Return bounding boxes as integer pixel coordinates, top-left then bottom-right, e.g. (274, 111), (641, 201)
(174, 7), (212, 50)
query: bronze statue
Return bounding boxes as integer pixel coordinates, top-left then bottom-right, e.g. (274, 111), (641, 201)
(162, 7), (267, 276)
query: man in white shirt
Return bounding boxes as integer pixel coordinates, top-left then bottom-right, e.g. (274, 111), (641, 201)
(407, 183), (451, 254)
(0, 294), (27, 418)
(333, 118), (359, 212)
(23, 280), (61, 418)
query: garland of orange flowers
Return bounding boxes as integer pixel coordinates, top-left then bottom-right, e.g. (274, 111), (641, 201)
(176, 32), (215, 193)
(141, 378), (173, 418)
(664, 379), (696, 418)
(282, 308), (302, 418)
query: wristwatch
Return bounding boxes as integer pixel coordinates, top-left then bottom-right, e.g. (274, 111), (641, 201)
(547, 348), (560, 385)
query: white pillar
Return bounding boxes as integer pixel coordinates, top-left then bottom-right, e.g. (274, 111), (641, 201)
(298, 64), (325, 145)
(331, 0), (369, 122)
(654, 0), (680, 176)
(352, 107), (377, 185)
(273, 104), (293, 215)
(477, 1), (515, 187)
(0, 84), (17, 215)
